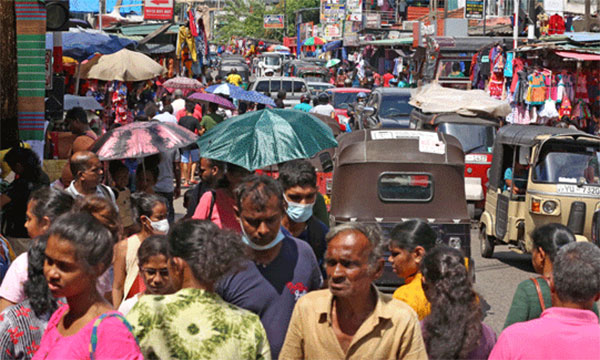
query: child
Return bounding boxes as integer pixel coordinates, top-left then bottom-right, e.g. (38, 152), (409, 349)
(109, 161), (135, 235)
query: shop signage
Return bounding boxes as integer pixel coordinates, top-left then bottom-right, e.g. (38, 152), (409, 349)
(544, 0), (564, 15)
(365, 13), (381, 28)
(324, 24), (342, 38)
(144, 0), (173, 20)
(320, 0), (345, 24)
(299, 22), (314, 44)
(346, 0), (363, 22)
(343, 20), (360, 46)
(464, 0), (484, 19)
(264, 14), (285, 29)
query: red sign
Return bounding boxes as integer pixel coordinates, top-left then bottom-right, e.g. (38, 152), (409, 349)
(144, 0), (173, 20)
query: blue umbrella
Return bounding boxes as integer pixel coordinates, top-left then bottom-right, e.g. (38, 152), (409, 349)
(239, 91), (276, 106)
(52, 30), (137, 61)
(204, 83), (246, 98)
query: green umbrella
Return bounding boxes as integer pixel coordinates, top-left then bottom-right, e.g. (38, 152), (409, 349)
(326, 58), (341, 68)
(198, 109), (338, 171)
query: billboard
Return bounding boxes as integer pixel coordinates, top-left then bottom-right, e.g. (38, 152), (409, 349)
(464, 0), (484, 19)
(320, 0), (345, 24)
(144, 0), (173, 20)
(346, 0), (362, 22)
(264, 14), (285, 29)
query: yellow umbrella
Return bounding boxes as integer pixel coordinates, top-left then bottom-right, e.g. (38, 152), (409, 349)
(80, 48), (165, 82)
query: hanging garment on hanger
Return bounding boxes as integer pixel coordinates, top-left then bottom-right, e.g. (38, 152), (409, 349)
(504, 52), (514, 78)
(176, 26), (197, 62)
(564, 72), (575, 101)
(526, 71), (546, 105)
(188, 9), (198, 37)
(510, 57), (525, 94)
(575, 73), (589, 102)
(559, 97), (572, 118)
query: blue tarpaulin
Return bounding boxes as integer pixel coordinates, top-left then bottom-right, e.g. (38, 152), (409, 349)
(46, 30), (138, 61)
(70, 0), (142, 14)
(565, 32), (600, 43)
(322, 40), (342, 53)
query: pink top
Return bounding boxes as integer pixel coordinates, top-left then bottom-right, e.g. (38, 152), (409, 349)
(32, 305), (143, 360)
(489, 307), (600, 360)
(0, 253), (28, 303)
(192, 189), (241, 233)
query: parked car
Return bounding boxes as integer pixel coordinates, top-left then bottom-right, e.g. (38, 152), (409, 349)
(248, 76), (308, 107)
(357, 88), (413, 128)
(330, 129), (472, 292)
(479, 125), (600, 258)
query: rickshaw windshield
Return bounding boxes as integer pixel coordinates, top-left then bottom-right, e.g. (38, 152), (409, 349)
(264, 56), (280, 66)
(533, 143), (600, 185)
(437, 123), (495, 154)
(332, 92), (359, 109)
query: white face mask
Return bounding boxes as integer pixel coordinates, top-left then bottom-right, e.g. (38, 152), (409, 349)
(148, 218), (169, 234)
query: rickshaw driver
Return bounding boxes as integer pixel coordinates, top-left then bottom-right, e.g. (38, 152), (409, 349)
(504, 162), (529, 195)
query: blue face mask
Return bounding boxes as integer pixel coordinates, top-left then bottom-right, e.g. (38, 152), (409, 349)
(239, 221), (285, 251)
(284, 195), (315, 223)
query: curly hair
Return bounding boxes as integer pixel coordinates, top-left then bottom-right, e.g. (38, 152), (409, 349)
(72, 195), (122, 242)
(168, 220), (246, 285)
(421, 246), (481, 359)
(24, 235), (58, 317)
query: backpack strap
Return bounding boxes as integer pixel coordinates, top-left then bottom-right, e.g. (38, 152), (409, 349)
(530, 277), (547, 312)
(89, 313), (137, 360)
(207, 189), (217, 220)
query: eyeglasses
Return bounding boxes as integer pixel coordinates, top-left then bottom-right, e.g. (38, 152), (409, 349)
(140, 268), (169, 277)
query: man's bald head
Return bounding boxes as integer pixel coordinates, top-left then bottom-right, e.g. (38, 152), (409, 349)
(70, 151), (98, 178)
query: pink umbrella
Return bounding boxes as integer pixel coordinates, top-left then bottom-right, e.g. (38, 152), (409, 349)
(162, 76), (203, 90)
(90, 121), (199, 160)
(188, 92), (236, 110)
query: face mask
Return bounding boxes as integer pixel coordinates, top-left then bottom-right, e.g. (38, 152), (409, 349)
(284, 195), (315, 223)
(148, 218), (169, 234)
(239, 220), (285, 251)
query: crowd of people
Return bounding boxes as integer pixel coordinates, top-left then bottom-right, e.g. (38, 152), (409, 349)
(0, 134), (599, 359)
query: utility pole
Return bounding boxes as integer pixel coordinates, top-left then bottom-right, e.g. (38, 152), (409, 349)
(284, 0), (287, 38)
(513, 0), (519, 48)
(585, 0), (591, 31)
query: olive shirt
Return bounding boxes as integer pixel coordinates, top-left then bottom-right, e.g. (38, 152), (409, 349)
(200, 113), (225, 132)
(504, 277), (599, 329)
(392, 272), (431, 321)
(279, 287), (427, 360)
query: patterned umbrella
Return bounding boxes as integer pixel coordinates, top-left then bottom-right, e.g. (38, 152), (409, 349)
(303, 37), (326, 46)
(205, 83), (246, 98)
(188, 92), (236, 110)
(268, 44), (291, 52)
(198, 109), (338, 171)
(162, 76), (203, 90)
(238, 91), (276, 106)
(91, 121), (198, 160)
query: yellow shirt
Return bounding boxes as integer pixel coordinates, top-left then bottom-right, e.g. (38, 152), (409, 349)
(280, 287), (427, 360)
(392, 272), (431, 320)
(227, 73), (242, 86)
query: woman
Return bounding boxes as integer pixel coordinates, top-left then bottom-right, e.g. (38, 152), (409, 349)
(33, 213), (142, 359)
(126, 220), (270, 359)
(112, 192), (168, 308)
(0, 235), (60, 360)
(134, 163), (158, 194)
(0, 187), (74, 312)
(118, 235), (173, 315)
(192, 163), (250, 232)
(0, 148), (50, 255)
(421, 246), (496, 359)
(503, 223), (597, 328)
(388, 220), (437, 320)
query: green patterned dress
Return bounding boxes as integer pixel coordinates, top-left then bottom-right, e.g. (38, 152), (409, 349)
(126, 288), (271, 360)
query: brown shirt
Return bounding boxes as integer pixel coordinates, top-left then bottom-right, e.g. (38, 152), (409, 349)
(280, 287), (427, 360)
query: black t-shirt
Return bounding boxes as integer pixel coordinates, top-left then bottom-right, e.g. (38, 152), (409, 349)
(178, 116), (202, 150)
(275, 99), (285, 109)
(2, 173), (50, 237)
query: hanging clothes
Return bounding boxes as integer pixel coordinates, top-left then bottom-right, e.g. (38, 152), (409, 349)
(526, 72), (547, 105)
(548, 14), (566, 35)
(176, 26), (197, 62)
(188, 9), (198, 36)
(559, 97), (572, 118)
(514, 70), (529, 105)
(504, 52), (514, 78)
(563, 72), (575, 101)
(510, 57), (525, 94)
(575, 74), (589, 102)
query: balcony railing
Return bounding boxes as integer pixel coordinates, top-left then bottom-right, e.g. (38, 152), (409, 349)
(363, 10), (399, 28)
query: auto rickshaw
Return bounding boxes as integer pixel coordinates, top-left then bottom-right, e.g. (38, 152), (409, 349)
(479, 125), (600, 258)
(330, 129), (472, 291)
(410, 109), (499, 218)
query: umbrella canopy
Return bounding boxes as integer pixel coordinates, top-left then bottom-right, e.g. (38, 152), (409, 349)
(64, 95), (103, 110)
(91, 121), (198, 160)
(81, 48), (165, 82)
(162, 76), (203, 90)
(303, 37), (326, 46)
(240, 91), (276, 106)
(326, 58), (341, 68)
(48, 30), (137, 62)
(198, 109), (338, 171)
(188, 92), (236, 110)
(205, 83), (247, 99)
(268, 44), (290, 52)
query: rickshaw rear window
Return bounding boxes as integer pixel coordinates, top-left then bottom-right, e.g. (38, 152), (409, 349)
(378, 173), (433, 202)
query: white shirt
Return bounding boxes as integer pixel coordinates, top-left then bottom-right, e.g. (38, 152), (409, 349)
(171, 98), (186, 115)
(310, 104), (335, 117)
(118, 293), (140, 315)
(153, 112), (178, 124)
(65, 181), (116, 205)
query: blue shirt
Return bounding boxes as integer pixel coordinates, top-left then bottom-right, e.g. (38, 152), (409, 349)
(216, 235), (322, 359)
(293, 103), (313, 112)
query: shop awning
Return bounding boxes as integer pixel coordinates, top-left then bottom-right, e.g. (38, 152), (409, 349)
(555, 51), (600, 61)
(322, 40), (342, 52)
(361, 38), (413, 46)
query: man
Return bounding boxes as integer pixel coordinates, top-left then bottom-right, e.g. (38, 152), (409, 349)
(171, 89), (185, 115)
(65, 151), (116, 204)
(275, 90), (286, 109)
(279, 160), (328, 276)
(309, 92), (335, 118)
(184, 158), (225, 218)
(383, 70), (395, 87)
(280, 223), (427, 359)
(200, 102), (224, 133)
(153, 104), (178, 124)
(153, 149), (181, 224)
(293, 94), (313, 113)
(226, 68), (242, 86)
(217, 175), (322, 359)
(178, 101), (203, 187)
(489, 242), (600, 360)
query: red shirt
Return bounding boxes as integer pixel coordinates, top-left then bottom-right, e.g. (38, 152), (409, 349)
(383, 73), (395, 87)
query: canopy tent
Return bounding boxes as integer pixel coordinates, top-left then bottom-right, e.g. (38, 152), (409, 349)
(555, 51), (600, 61)
(46, 29), (137, 61)
(70, 0), (142, 14)
(322, 40), (342, 52)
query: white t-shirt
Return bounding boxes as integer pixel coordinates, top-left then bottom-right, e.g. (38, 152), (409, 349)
(153, 112), (178, 124)
(171, 98), (186, 115)
(0, 253), (28, 303)
(310, 104), (335, 118)
(65, 181), (117, 206)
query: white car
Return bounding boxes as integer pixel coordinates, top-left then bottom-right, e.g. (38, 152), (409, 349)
(249, 77), (308, 107)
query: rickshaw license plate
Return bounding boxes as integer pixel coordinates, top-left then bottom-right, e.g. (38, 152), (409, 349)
(556, 184), (600, 196)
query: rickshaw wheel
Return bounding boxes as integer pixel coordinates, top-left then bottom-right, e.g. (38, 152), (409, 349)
(479, 224), (495, 258)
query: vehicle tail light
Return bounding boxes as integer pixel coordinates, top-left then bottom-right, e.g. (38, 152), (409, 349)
(531, 199), (541, 213)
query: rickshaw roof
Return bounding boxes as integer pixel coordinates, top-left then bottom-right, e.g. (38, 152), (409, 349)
(336, 129), (464, 166)
(495, 125), (595, 146)
(411, 109), (499, 127)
